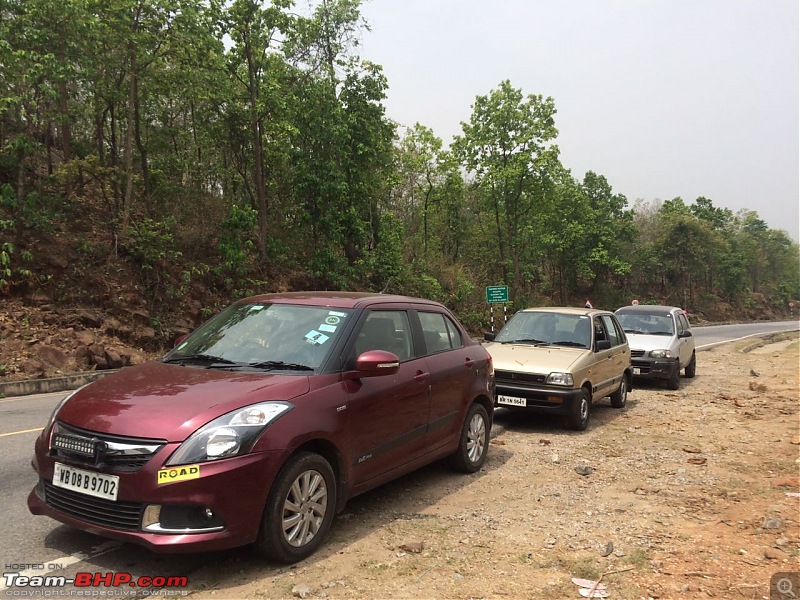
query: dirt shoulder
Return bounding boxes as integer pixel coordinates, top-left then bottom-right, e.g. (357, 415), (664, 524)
(186, 334), (799, 599)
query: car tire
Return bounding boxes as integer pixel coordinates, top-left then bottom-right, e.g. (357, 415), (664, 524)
(666, 362), (680, 390)
(610, 376), (627, 408)
(447, 403), (490, 473)
(685, 351), (696, 378)
(254, 452), (337, 564)
(567, 388), (591, 431)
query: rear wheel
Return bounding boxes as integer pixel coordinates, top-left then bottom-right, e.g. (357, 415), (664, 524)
(685, 351), (696, 378)
(447, 403), (490, 473)
(254, 452), (336, 564)
(610, 376), (627, 408)
(567, 388), (591, 431)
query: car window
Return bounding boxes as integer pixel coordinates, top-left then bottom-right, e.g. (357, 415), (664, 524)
(354, 311), (412, 361)
(593, 317), (608, 345)
(444, 316), (463, 348)
(495, 311), (556, 344)
(678, 313), (690, 332)
(419, 311), (456, 354)
(600, 315), (623, 347)
(166, 302), (352, 369)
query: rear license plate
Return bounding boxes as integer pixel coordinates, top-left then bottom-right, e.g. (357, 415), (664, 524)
(498, 395), (527, 407)
(53, 463), (119, 501)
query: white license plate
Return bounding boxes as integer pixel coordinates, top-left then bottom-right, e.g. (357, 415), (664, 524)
(633, 368), (641, 375)
(53, 463), (119, 501)
(498, 395), (527, 407)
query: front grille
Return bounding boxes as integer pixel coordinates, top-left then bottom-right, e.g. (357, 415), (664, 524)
(51, 422), (165, 472)
(495, 370), (546, 385)
(631, 350), (645, 358)
(44, 481), (143, 531)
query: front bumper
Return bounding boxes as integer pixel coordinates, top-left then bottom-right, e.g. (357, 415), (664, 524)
(28, 438), (282, 553)
(494, 382), (584, 416)
(630, 356), (678, 380)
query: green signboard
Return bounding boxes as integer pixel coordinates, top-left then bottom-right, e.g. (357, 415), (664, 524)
(486, 285), (509, 303)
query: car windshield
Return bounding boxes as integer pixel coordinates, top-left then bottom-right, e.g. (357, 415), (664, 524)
(617, 313), (675, 336)
(163, 302), (353, 371)
(494, 312), (591, 349)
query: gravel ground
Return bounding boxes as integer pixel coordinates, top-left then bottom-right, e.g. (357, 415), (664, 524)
(188, 334), (800, 600)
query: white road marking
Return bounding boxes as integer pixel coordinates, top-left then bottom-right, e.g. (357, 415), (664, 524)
(0, 540), (123, 591)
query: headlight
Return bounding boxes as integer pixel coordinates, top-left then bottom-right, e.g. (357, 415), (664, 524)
(546, 372), (574, 386)
(650, 350), (673, 359)
(166, 402), (292, 466)
(44, 384), (89, 437)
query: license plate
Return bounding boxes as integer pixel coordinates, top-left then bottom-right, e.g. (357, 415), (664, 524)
(498, 395), (527, 407)
(53, 463), (119, 501)
(633, 368), (641, 375)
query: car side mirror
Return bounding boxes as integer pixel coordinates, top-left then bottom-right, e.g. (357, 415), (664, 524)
(484, 332), (496, 341)
(678, 330), (692, 338)
(595, 340), (611, 352)
(343, 350), (400, 380)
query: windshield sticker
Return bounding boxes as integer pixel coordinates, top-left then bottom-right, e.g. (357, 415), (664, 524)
(177, 342), (188, 350)
(324, 315), (341, 326)
(247, 305), (266, 312)
(328, 311), (347, 318)
(318, 323), (337, 333)
(305, 330), (330, 345)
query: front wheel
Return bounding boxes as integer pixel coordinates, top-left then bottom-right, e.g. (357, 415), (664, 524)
(684, 351), (696, 378)
(254, 452), (337, 564)
(447, 403), (490, 473)
(666, 362), (680, 390)
(610, 376), (627, 408)
(567, 388), (591, 431)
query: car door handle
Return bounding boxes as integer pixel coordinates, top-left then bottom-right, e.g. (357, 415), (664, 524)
(414, 371), (430, 384)
(464, 358), (475, 368)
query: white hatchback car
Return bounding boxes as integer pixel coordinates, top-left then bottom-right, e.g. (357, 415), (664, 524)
(614, 304), (696, 390)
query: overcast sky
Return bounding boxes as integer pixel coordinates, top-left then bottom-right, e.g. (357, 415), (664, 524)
(357, 0), (800, 241)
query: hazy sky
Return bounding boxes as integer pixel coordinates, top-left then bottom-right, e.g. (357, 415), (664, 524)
(358, 0), (800, 241)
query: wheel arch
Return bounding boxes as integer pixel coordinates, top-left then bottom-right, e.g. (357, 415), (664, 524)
(288, 438), (348, 513)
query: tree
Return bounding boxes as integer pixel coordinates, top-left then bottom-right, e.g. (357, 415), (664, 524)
(454, 80), (559, 297)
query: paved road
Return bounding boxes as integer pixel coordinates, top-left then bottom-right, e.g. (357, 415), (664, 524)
(1, 320), (797, 591)
(693, 320), (799, 349)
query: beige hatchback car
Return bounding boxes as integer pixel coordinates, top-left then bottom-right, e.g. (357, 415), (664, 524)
(484, 307), (632, 430)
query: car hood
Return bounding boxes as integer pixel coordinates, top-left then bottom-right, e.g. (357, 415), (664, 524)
(625, 333), (677, 352)
(56, 362), (311, 442)
(485, 342), (586, 373)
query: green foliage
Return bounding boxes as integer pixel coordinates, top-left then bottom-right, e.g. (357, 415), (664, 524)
(0, 0), (796, 325)
(217, 204), (257, 278)
(126, 217), (182, 302)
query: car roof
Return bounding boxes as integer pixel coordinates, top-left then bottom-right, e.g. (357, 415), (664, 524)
(518, 306), (614, 317)
(237, 291), (446, 310)
(615, 304), (682, 317)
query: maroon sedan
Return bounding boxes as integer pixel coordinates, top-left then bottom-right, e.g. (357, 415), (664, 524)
(28, 292), (494, 563)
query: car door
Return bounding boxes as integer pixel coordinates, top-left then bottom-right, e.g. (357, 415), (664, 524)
(414, 309), (475, 453)
(601, 314), (629, 391)
(345, 309), (431, 486)
(592, 315), (626, 398)
(675, 312), (693, 368)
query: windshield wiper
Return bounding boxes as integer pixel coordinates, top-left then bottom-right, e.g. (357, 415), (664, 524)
(247, 360), (314, 371)
(553, 341), (587, 347)
(507, 338), (550, 346)
(163, 353), (238, 365)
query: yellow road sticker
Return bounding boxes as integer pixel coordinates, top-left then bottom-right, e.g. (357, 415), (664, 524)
(157, 465), (200, 484)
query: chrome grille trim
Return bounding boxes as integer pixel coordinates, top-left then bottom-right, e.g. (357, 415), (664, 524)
(51, 422), (166, 472)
